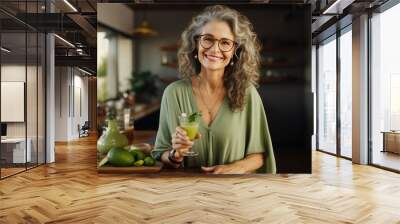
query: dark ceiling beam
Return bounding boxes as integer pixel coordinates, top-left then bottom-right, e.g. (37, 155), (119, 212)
(55, 55), (96, 74)
(6, 12), (97, 48)
(12, 13), (82, 32)
(0, 8), (38, 31)
(66, 13), (97, 39)
(55, 55), (96, 67)
(312, 14), (352, 44)
(311, 0), (360, 40)
(312, 15), (335, 33)
(86, 0), (97, 11)
(55, 47), (96, 57)
(0, 19), (27, 31)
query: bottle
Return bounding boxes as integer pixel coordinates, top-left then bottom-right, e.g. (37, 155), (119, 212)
(97, 118), (129, 155)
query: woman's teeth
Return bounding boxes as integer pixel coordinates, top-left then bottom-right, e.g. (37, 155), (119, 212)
(205, 54), (223, 61)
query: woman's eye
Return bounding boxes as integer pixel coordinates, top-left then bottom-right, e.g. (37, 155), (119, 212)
(221, 41), (230, 46)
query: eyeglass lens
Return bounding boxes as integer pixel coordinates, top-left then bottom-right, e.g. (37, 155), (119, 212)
(200, 36), (234, 52)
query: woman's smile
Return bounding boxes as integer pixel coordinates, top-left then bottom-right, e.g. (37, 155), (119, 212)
(204, 53), (224, 62)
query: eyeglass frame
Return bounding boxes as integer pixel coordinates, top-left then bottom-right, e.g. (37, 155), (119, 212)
(195, 34), (238, 52)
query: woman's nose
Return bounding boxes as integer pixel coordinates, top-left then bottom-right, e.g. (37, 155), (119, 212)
(208, 41), (221, 53)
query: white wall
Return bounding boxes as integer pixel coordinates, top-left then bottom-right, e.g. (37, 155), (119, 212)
(55, 67), (68, 141)
(1, 65), (33, 137)
(54, 67), (89, 141)
(72, 73), (89, 138)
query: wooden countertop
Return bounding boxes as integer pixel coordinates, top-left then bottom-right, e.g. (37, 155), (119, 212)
(133, 100), (161, 120)
(126, 131), (257, 176)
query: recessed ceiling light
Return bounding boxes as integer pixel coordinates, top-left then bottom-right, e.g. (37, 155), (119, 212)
(322, 0), (353, 15)
(1, 47), (11, 53)
(63, 0), (78, 12)
(78, 67), (92, 76)
(54, 34), (75, 48)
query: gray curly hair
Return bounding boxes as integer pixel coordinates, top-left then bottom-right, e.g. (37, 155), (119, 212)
(178, 5), (262, 111)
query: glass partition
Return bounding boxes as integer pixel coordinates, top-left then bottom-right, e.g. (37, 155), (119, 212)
(1, 30), (28, 177)
(0, 1), (46, 179)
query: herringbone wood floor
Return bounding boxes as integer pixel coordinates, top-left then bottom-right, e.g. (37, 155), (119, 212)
(1, 134), (400, 224)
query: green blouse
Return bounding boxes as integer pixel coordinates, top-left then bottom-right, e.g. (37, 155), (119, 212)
(151, 79), (276, 174)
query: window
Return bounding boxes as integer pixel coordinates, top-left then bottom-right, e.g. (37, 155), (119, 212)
(317, 36), (337, 154)
(97, 28), (133, 102)
(339, 28), (352, 158)
(371, 2), (400, 171)
(97, 31), (110, 102)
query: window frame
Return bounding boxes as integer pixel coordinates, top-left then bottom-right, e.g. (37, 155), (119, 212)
(315, 23), (353, 161)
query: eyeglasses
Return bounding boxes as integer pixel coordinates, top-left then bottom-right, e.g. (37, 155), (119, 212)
(196, 34), (237, 52)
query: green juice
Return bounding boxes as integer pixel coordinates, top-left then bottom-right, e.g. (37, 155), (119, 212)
(181, 122), (199, 140)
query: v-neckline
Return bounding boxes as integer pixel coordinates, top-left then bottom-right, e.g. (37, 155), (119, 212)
(187, 78), (226, 130)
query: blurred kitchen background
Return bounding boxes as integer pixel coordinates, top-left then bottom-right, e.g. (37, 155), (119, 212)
(97, 3), (311, 173)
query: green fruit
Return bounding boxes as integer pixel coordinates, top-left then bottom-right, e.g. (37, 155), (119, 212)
(136, 151), (146, 161)
(134, 160), (144, 167)
(98, 156), (109, 167)
(144, 156), (155, 166)
(97, 120), (129, 154)
(107, 147), (134, 167)
(129, 150), (138, 159)
(130, 150), (145, 161)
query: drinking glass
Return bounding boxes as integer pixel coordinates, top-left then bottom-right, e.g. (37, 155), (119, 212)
(178, 113), (200, 156)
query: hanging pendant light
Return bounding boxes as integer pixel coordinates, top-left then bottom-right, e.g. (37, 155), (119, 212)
(132, 20), (158, 37)
(132, 11), (158, 38)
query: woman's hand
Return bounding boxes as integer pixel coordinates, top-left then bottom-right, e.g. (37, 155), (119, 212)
(201, 164), (248, 174)
(171, 127), (201, 160)
(201, 153), (264, 174)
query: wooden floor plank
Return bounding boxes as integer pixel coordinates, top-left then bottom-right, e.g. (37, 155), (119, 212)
(0, 135), (399, 223)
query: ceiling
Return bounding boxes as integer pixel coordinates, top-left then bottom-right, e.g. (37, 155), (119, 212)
(0, 0), (97, 74)
(1, 0), (392, 74)
(119, 0), (389, 39)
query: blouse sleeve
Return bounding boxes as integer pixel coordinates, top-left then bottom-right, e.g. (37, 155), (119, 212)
(245, 86), (277, 174)
(151, 87), (173, 161)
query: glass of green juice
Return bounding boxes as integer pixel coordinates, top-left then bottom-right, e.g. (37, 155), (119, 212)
(179, 112), (201, 156)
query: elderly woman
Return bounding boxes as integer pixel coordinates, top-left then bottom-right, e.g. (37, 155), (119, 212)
(151, 5), (276, 174)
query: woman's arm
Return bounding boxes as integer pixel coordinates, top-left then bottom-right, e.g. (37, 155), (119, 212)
(201, 153), (264, 174)
(232, 153), (264, 173)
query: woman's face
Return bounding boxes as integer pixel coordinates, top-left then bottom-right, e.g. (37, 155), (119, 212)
(196, 20), (235, 72)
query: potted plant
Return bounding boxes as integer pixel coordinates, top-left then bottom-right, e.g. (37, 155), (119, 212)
(129, 70), (164, 103)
